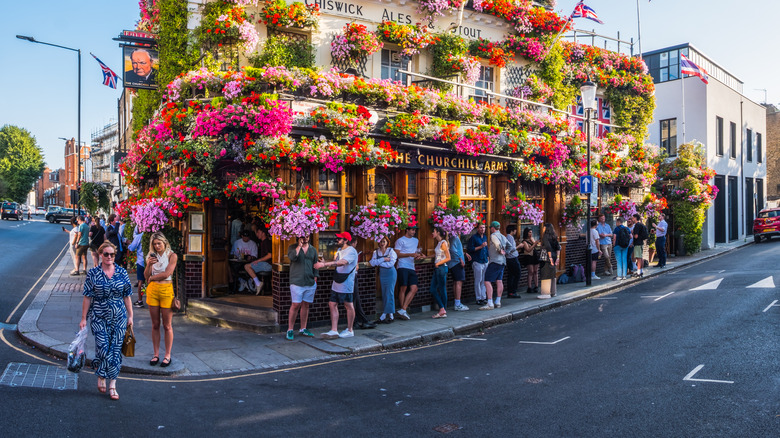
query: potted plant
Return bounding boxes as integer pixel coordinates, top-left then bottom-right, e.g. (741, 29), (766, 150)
(349, 194), (417, 242)
(330, 23), (383, 67)
(501, 192), (544, 225)
(560, 196), (584, 229)
(429, 194), (482, 237)
(267, 188), (337, 240)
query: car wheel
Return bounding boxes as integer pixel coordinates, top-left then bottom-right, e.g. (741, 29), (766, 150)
(754, 235), (761, 243)
(48, 216), (55, 223)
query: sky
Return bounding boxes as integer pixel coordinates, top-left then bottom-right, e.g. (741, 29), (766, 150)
(1, 0), (779, 170)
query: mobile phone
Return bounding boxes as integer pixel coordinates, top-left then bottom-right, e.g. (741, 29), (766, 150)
(62, 226), (67, 232)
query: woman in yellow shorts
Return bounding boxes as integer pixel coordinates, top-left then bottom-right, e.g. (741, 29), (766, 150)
(143, 232), (178, 367)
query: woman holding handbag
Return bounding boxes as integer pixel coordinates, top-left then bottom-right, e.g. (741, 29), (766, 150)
(537, 223), (561, 299)
(518, 228), (540, 294)
(79, 241), (132, 400)
(143, 232), (179, 368)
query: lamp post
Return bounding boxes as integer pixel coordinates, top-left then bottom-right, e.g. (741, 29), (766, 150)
(580, 79), (598, 286)
(19, 35), (81, 212)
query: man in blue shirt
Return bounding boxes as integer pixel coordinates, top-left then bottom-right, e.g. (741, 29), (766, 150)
(75, 216), (90, 274)
(467, 223), (489, 306)
(596, 214), (614, 276)
(448, 232), (468, 311)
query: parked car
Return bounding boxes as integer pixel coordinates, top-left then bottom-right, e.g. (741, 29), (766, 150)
(1, 202), (23, 220)
(752, 207), (780, 243)
(46, 207), (77, 224)
(34, 207), (46, 215)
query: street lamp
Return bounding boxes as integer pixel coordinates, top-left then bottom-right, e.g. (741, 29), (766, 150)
(19, 35), (81, 212)
(580, 79), (597, 286)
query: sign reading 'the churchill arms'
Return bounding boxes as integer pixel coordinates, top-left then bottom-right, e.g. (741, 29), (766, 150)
(391, 149), (512, 174)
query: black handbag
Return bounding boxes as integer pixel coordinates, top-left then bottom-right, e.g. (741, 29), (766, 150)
(332, 266), (356, 284)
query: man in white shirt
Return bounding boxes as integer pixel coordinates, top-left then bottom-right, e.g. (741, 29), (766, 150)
(654, 213), (668, 268)
(315, 232), (358, 339)
(232, 230), (258, 258)
(394, 225), (424, 320)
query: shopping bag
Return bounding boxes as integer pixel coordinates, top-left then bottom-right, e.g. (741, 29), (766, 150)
(67, 328), (88, 373)
(121, 325), (135, 357)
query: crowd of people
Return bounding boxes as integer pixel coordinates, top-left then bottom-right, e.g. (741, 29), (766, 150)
(592, 212), (668, 281)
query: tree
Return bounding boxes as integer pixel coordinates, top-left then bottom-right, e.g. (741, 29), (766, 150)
(0, 125), (46, 203)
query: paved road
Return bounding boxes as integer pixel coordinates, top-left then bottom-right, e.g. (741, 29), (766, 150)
(0, 228), (777, 436)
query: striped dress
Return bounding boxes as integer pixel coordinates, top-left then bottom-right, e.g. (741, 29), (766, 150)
(83, 265), (132, 380)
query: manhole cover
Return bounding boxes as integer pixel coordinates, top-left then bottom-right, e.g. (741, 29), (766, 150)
(0, 363), (78, 390)
(433, 423), (462, 433)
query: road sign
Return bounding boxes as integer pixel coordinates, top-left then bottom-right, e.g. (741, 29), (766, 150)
(580, 175), (593, 194)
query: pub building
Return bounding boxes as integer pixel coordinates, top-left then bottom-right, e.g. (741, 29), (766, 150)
(127, 0), (656, 332)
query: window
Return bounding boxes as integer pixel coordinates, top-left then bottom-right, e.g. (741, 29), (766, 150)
(646, 48), (686, 84)
(757, 133), (763, 163)
(374, 173), (393, 194)
(406, 171), (418, 218)
(287, 166), (311, 190)
(746, 129), (753, 162)
(729, 122), (737, 159)
(460, 174), (489, 223)
(715, 116), (724, 156)
(381, 49), (408, 83)
(660, 118), (677, 156)
(471, 66), (494, 104)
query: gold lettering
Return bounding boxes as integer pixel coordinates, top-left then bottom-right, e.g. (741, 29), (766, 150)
(416, 153), (424, 165)
(426, 154), (434, 166)
(435, 156), (443, 167)
(444, 157), (450, 168)
(395, 153), (405, 164)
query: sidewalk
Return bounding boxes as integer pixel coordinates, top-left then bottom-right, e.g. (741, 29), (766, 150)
(17, 239), (751, 377)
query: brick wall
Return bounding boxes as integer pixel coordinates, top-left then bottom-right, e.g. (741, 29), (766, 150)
(183, 258), (204, 299)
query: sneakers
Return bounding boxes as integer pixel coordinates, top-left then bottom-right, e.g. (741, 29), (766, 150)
(255, 281), (264, 295)
(454, 304), (469, 311)
(495, 302), (502, 308)
(537, 294), (551, 299)
(299, 328), (314, 337)
(396, 309), (411, 320)
(133, 300), (144, 308)
(476, 299), (488, 306)
(286, 330), (294, 341)
(612, 276), (618, 280)
(592, 275), (601, 280)
(479, 304), (495, 310)
(338, 329), (354, 338)
(69, 270), (79, 276)
(321, 330), (339, 340)
(238, 278), (247, 292)
(605, 271), (613, 276)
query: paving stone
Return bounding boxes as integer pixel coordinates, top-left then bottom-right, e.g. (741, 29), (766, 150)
(193, 349), (253, 371)
(265, 342), (331, 361)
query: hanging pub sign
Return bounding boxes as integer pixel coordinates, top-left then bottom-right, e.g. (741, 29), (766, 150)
(114, 30), (158, 90)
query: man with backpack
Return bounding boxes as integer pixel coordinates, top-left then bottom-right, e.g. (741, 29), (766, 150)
(612, 217), (631, 280)
(631, 213), (649, 277)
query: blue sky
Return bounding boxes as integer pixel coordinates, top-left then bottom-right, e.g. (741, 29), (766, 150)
(1, 0), (778, 169)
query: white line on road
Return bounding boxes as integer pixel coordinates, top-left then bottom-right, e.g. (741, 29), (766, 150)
(706, 270), (726, 273)
(458, 337), (487, 341)
(592, 297), (618, 300)
(518, 336), (570, 345)
(654, 291), (675, 301)
(762, 300), (779, 313)
(689, 278), (723, 291)
(747, 276), (776, 289)
(641, 292), (674, 301)
(683, 364), (734, 384)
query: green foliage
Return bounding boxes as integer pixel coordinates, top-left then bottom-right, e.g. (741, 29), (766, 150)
(375, 193), (390, 207)
(605, 89), (655, 140)
(672, 199), (705, 254)
(249, 34), (315, 69)
(79, 182), (111, 215)
(429, 33), (468, 91)
(0, 125), (45, 202)
(538, 44), (577, 110)
(613, 194), (622, 203)
(446, 194), (461, 210)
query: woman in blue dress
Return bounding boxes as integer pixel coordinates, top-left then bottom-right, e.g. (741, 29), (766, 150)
(79, 241), (133, 401)
(368, 236), (397, 323)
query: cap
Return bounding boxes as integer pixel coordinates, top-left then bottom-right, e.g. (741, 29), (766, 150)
(335, 231), (352, 242)
(406, 224), (419, 229)
(490, 221), (501, 229)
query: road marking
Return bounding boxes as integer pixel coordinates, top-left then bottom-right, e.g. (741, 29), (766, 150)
(763, 300), (779, 313)
(654, 291), (675, 301)
(518, 336), (570, 345)
(457, 337), (487, 341)
(641, 292), (675, 301)
(683, 364), (734, 384)
(706, 270), (726, 273)
(689, 278), (723, 291)
(592, 297), (618, 300)
(747, 276), (775, 289)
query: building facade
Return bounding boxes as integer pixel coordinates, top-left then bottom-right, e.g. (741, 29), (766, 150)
(765, 105), (780, 203)
(90, 121), (121, 202)
(62, 138), (91, 209)
(645, 43), (767, 247)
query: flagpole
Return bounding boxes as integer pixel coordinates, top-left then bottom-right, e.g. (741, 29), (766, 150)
(540, 15), (574, 63)
(636, 0), (643, 58)
(681, 75), (686, 144)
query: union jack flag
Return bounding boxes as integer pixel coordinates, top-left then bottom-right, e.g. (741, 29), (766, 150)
(571, 1), (604, 24)
(680, 54), (709, 84)
(90, 53), (119, 89)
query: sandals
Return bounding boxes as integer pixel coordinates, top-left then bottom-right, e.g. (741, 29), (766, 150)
(109, 387), (119, 400)
(432, 312), (447, 319)
(160, 357), (172, 368)
(97, 377), (106, 393)
(149, 356), (159, 366)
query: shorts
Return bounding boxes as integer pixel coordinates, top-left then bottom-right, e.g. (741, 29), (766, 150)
(136, 263), (145, 283)
(591, 250), (600, 259)
(76, 245), (89, 257)
(633, 245), (644, 258)
(397, 268), (418, 286)
(484, 263), (506, 282)
(90, 244), (101, 253)
(329, 291), (354, 304)
(250, 260), (272, 273)
(449, 263), (465, 282)
(290, 283), (316, 303)
(146, 282), (174, 308)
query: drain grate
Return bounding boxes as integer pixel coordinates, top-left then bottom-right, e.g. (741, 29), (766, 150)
(0, 363), (78, 390)
(433, 423), (462, 434)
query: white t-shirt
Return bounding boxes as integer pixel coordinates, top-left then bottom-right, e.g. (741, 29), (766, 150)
(232, 239), (258, 258)
(394, 236), (419, 270)
(331, 245), (358, 293)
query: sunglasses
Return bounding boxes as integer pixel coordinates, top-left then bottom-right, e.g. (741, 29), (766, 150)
(102, 252), (116, 257)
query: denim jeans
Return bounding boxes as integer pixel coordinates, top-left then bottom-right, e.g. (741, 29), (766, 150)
(430, 265), (448, 309)
(656, 236), (667, 267)
(379, 267), (397, 314)
(472, 262), (487, 300)
(614, 246), (628, 278)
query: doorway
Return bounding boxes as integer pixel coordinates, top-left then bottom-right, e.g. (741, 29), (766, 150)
(728, 176), (739, 240)
(745, 177), (755, 235)
(714, 175), (726, 243)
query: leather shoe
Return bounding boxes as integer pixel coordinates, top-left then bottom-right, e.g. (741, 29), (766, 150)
(357, 321), (377, 329)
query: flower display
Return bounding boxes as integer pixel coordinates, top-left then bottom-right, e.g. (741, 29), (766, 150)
(191, 94), (293, 139)
(444, 54), (481, 84)
(260, 0), (320, 28)
(196, 2), (259, 54)
(350, 194), (417, 242)
(267, 189), (337, 239)
(331, 23), (383, 64)
(416, 0), (462, 23)
(376, 21), (434, 56)
(429, 195), (482, 237)
(639, 193), (668, 222)
(469, 38), (510, 68)
(454, 126), (502, 156)
(223, 170), (286, 201)
(603, 195), (638, 222)
(130, 198), (181, 233)
(560, 196), (585, 229)
(501, 193), (544, 225)
(310, 102), (373, 140)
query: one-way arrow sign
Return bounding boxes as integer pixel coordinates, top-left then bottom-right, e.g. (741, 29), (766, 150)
(580, 175), (593, 194)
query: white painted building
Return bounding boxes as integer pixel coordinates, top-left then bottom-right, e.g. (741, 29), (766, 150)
(644, 43), (766, 248)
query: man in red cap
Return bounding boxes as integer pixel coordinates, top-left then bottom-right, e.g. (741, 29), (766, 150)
(314, 231), (358, 339)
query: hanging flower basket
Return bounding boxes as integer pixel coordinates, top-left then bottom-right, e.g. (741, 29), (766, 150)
(429, 194), (482, 237)
(267, 189), (337, 240)
(223, 170), (286, 202)
(350, 194), (417, 242)
(604, 195), (638, 221)
(560, 196), (584, 229)
(130, 198), (182, 233)
(260, 0), (320, 29)
(500, 193), (544, 225)
(331, 23), (383, 66)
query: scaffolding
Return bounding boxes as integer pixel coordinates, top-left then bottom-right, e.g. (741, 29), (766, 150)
(90, 121), (118, 185)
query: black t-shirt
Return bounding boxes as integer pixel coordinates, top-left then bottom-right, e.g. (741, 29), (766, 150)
(258, 238), (272, 261)
(90, 224), (105, 247)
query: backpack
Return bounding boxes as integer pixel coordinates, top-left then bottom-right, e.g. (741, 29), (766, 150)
(635, 223), (649, 244)
(571, 264), (585, 282)
(616, 226), (630, 248)
(557, 273), (570, 284)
